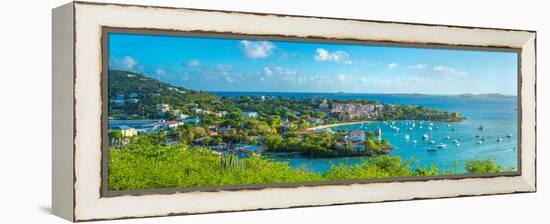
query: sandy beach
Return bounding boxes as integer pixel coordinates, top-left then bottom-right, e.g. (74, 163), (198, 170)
(306, 121), (369, 131)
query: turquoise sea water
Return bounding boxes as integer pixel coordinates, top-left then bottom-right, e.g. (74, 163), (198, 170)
(213, 92), (518, 173)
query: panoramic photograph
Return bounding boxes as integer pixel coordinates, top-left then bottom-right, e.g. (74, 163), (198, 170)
(106, 32), (519, 191)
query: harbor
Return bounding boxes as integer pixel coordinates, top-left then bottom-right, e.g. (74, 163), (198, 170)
(269, 93), (518, 173)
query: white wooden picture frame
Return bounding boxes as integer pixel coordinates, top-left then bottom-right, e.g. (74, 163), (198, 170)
(52, 1), (536, 221)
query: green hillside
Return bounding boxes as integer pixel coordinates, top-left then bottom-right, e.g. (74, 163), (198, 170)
(108, 70), (219, 119)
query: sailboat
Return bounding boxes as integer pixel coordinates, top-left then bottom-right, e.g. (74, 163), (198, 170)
(404, 134), (410, 140)
(422, 133), (430, 140)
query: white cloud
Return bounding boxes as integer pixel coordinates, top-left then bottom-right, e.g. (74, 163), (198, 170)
(155, 68), (167, 76)
(110, 56), (138, 70)
(408, 64), (427, 69)
(184, 59), (200, 67)
(263, 67), (273, 76)
(314, 48), (352, 64)
(336, 74), (347, 81)
(432, 65), (467, 75)
(239, 40), (276, 58)
(387, 63), (398, 69)
(433, 65), (456, 73)
(273, 66), (297, 76)
(121, 56), (137, 69)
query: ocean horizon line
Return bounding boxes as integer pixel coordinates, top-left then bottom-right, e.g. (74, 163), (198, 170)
(206, 90), (518, 98)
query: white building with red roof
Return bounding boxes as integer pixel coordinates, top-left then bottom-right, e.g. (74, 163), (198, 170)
(348, 130), (366, 142)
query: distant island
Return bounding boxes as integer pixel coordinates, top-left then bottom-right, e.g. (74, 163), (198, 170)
(457, 93), (516, 98)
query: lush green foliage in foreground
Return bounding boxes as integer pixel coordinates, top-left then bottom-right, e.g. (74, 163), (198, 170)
(108, 145), (322, 190)
(465, 158), (508, 173)
(108, 140), (508, 191)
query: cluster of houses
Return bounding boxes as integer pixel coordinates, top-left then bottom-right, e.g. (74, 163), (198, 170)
(328, 103), (397, 120)
(109, 102), (261, 144)
(109, 119), (197, 137)
(346, 130), (368, 151)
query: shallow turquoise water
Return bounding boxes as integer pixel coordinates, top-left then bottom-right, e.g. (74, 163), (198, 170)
(214, 92), (518, 174)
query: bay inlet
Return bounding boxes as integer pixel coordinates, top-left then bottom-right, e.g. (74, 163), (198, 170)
(213, 91), (519, 174)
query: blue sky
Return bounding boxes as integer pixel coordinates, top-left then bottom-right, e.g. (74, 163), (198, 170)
(109, 33), (518, 95)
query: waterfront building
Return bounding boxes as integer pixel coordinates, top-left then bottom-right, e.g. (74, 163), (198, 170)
(330, 103), (378, 119)
(348, 130), (366, 142)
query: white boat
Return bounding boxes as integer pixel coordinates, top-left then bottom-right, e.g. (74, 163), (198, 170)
(429, 122), (434, 126)
(445, 136), (451, 140)
(476, 141), (482, 144)
(429, 140), (436, 144)
(455, 143), (460, 147)
(412, 140), (417, 144)
(404, 134), (410, 140)
(428, 127), (433, 131)
(507, 133), (513, 138)
(453, 139), (459, 144)
(481, 137), (488, 141)
(447, 124), (451, 127)
(422, 134), (430, 140)
(497, 137), (503, 142)
(436, 143), (446, 149)
(408, 127), (413, 131)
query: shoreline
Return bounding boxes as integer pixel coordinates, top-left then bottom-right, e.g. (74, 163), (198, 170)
(306, 121), (369, 131)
